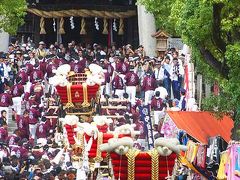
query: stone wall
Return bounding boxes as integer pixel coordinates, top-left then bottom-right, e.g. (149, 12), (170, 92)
(0, 30), (9, 52)
(167, 37), (184, 50)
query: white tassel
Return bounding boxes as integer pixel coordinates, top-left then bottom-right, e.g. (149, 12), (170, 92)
(64, 151), (70, 163)
(70, 16), (75, 30)
(0, 151), (6, 162)
(73, 134), (81, 146)
(76, 168), (87, 180)
(95, 17), (99, 30)
(85, 137), (93, 152)
(51, 148), (64, 164)
(53, 18), (56, 32)
(82, 136), (90, 173)
(113, 19), (117, 32)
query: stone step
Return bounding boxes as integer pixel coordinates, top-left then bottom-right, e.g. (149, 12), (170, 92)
(7, 107), (17, 134)
(8, 103), (27, 134)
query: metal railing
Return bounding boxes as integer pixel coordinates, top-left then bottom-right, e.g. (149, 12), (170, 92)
(68, 73), (87, 85)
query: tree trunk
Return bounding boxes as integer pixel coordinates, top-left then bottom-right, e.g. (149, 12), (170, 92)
(231, 110), (240, 141)
(199, 46), (229, 79)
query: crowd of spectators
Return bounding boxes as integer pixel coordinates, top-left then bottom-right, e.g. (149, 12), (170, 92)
(0, 38), (195, 179)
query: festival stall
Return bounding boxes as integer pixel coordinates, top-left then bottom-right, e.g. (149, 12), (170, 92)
(161, 111), (236, 179)
(217, 141), (240, 180)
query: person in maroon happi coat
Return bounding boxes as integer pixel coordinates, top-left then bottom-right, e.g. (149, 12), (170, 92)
(0, 86), (13, 122)
(112, 71), (124, 99)
(0, 124), (8, 142)
(36, 117), (50, 146)
(16, 110), (30, 139)
(125, 68), (139, 105)
(28, 106), (41, 139)
(151, 91), (166, 126)
(11, 77), (24, 120)
(142, 72), (156, 105)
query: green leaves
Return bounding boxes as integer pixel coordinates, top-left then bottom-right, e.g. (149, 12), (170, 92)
(138, 0), (240, 133)
(138, 0), (178, 35)
(0, 0), (27, 35)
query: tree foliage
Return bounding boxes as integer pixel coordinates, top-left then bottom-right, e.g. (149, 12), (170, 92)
(0, 0), (27, 35)
(138, 0), (240, 139)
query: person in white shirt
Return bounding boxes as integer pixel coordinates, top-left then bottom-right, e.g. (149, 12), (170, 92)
(154, 81), (168, 100)
(172, 51), (183, 66)
(29, 51), (36, 66)
(178, 88), (186, 111)
(35, 41), (47, 58)
(169, 99), (181, 111)
(161, 56), (172, 97)
(154, 61), (163, 82)
(3, 59), (11, 82)
(187, 98), (199, 111)
(170, 58), (184, 100)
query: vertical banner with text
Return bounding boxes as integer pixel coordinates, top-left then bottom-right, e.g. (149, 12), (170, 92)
(139, 105), (154, 149)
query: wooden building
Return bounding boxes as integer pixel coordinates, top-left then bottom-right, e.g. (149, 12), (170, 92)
(18, 0), (139, 47)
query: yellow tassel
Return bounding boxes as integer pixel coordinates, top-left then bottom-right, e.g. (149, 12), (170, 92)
(126, 149), (140, 180)
(40, 17), (46, 34)
(102, 18), (108, 34)
(147, 149), (159, 180)
(118, 18), (124, 35)
(80, 18), (86, 35)
(59, 17), (65, 34)
(82, 83), (90, 107)
(66, 83), (74, 108)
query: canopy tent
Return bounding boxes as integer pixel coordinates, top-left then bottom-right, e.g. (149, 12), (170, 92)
(163, 111), (234, 144)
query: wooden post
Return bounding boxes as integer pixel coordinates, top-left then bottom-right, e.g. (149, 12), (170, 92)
(56, 18), (62, 43)
(205, 82), (211, 98)
(197, 74), (203, 110)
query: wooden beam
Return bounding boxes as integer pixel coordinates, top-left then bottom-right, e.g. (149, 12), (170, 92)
(92, 115), (124, 118)
(48, 106), (59, 108)
(45, 116), (58, 119)
(100, 98), (129, 103)
(101, 106), (127, 109)
(66, 112), (93, 115)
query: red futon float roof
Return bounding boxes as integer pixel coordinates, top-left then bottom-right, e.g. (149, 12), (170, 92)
(167, 111), (234, 144)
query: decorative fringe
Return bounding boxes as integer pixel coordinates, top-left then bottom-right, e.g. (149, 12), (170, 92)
(82, 83), (90, 107)
(66, 84), (74, 108)
(118, 18), (124, 35)
(59, 17), (65, 34)
(147, 149), (159, 180)
(93, 132), (103, 163)
(126, 149), (140, 180)
(102, 18), (108, 34)
(80, 18), (86, 35)
(40, 17), (46, 34)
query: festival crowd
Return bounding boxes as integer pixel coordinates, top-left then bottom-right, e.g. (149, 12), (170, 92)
(0, 39), (197, 179)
